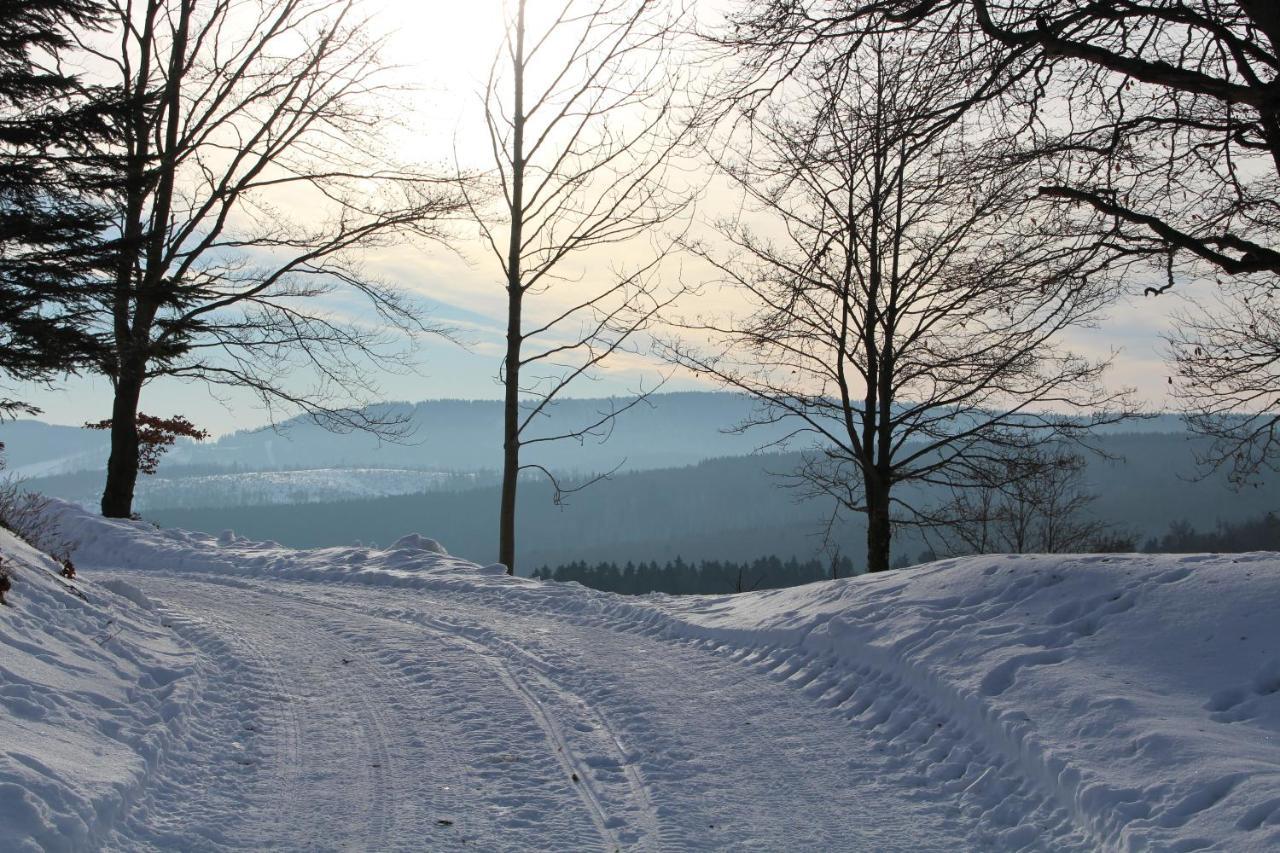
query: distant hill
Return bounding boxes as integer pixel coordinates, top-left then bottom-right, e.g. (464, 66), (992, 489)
(6, 392), (1243, 572)
(199, 393), (794, 473)
(0, 392), (1190, 480)
(1, 392), (786, 477)
(145, 432), (1280, 573)
(0, 420), (109, 477)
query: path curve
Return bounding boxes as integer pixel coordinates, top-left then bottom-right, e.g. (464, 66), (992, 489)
(105, 572), (1088, 852)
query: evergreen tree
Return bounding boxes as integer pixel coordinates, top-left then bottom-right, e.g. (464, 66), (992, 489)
(0, 0), (115, 415)
(533, 554), (839, 596)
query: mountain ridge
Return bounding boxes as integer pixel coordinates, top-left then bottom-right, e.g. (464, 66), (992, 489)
(1, 391), (1191, 477)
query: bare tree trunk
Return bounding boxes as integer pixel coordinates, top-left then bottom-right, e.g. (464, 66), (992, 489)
(100, 0), (185, 519)
(499, 319), (521, 573)
(98, 0), (156, 520)
(865, 478), (892, 573)
(479, 0), (689, 575)
(497, 0), (527, 576)
(101, 362), (143, 517)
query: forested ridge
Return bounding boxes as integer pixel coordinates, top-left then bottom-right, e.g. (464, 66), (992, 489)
(135, 431), (1280, 572)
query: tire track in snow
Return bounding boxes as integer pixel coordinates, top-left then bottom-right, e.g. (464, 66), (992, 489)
(140, 582), (399, 851)
(310, 603), (634, 850)
(170, 606), (307, 846)
(235, 585), (654, 850)
(102, 602), (307, 851)
(239, 605), (397, 850)
(412, 614), (661, 851)
(341, 584), (1096, 851)
(120, 570), (1091, 851)
(270, 580), (1025, 851)
(121, 573), (611, 851)
(463, 637), (624, 851)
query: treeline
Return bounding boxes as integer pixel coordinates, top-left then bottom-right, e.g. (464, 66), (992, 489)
(530, 514), (1280, 599)
(1144, 513), (1280, 553)
(529, 555), (854, 595)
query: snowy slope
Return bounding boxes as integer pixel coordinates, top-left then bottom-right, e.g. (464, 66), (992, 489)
(132, 468), (468, 510)
(3, 499), (1277, 850)
(20, 467), (480, 513)
(0, 526), (197, 852)
(660, 555), (1280, 851)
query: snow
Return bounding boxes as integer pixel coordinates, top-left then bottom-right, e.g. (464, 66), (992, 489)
(0, 526), (196, 852)
(1, 499), (1277, 850)
(660, 555), (1280, 850)
(6, 451), (104, 480)
(16, 468), (474, 514)
(132, 468), (470, 510)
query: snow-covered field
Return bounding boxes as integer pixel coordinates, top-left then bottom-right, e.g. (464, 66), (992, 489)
(20, 468), (474, 512)
(131, 468), (471, 510)
(2, 501), (1277, 851)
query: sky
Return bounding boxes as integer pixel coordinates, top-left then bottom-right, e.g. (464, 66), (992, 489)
(9, 0), (1186, 436)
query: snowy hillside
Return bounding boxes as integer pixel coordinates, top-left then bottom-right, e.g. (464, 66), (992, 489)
(131, 468), (472, 510)
(0, 525), (198, 850)
(0, 397), (1187, 480)
(2, 502), (1277, 850)
(7, 467), (488, 513)
(0, 393), (787, 477)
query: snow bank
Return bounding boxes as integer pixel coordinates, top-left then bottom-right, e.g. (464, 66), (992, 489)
(0, 525), (197, 851)
(659, 554), (1280, 851)
(45, 499), (1280, 850)
(51, 499), (495, 583)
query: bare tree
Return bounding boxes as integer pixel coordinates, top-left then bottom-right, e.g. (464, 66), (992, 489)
(666, 29), (1131, 572)
(78, 0), (463, 518)
(469, 0), (696, 574)
(934, 448), (1109, 556)
(727, 1), (1280, 480)
(1168, 284), (1280, 485)
(726, 1), (1280, 276)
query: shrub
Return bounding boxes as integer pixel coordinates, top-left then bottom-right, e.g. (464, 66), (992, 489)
(0, 480), (69, 554)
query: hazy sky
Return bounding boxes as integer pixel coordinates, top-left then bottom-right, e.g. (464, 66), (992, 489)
(10, 0), (1186, 436)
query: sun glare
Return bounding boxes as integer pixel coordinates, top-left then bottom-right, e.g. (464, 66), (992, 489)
(370, 1), (507, 165)
(382, 1), (506, 84)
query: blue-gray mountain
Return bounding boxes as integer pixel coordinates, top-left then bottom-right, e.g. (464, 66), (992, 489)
(0, 391), (1186, 476)
(0, 393), (1255, 572)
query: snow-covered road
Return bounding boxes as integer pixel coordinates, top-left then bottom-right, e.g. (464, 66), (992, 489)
(6, 505), (1277, 851)
(108, 572), (1073, 852)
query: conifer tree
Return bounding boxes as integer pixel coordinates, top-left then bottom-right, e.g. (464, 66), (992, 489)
(0, 0), (116, 416)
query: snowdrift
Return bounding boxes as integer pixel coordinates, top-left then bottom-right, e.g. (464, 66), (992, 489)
(51, 500), (503, 580)
(661, 554), (1280, 851)
(5, 498), (1278, 850)
(0, 526), (196, 851)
